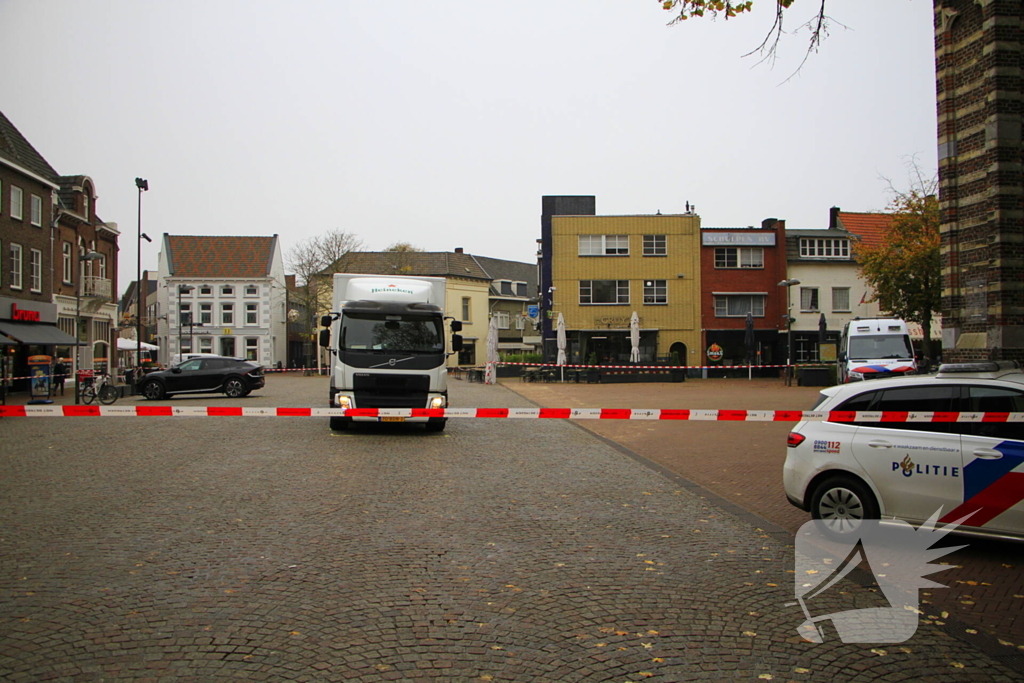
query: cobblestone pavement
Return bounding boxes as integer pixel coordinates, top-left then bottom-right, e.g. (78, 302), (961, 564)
(1, 374), (1022, 681)
(503, 377), (1024, 661)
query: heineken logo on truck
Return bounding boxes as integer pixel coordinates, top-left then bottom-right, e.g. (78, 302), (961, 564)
(371, 285), (416, 296)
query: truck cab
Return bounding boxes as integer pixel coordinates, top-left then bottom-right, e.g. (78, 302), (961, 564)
(837, 318), (918, 383)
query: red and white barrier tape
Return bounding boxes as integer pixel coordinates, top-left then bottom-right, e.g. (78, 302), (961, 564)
(1, 405), (1020, 422)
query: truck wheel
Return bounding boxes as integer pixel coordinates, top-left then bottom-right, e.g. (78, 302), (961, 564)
(330, 416), (351, 431)
(425, 419), (446, 433)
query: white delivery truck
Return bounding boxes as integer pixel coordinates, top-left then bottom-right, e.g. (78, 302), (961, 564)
(318, 274), (462, 432)
(836, 317), (918, 383)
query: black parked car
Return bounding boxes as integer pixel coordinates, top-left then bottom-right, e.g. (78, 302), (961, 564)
(139, 356), (265, 400)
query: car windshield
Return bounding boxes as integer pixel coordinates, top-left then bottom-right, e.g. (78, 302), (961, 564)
(340, 312), (443, 353)
(848, 334), (913, 360)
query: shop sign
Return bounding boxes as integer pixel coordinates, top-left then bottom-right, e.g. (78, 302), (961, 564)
(707, 343), (724, 362)
(11, 303), (41, 322)
(701, 232), (776, 246)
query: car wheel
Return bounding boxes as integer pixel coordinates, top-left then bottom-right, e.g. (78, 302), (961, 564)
(330, 416), (351, 431)
(810, 475), (879, 536)
(224, 377), (247, 398)
(142, 381), (165, 400)
(425, 419), (446, 433)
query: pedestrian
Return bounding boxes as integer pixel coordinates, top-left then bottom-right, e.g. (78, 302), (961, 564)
(52, 359), (67, 396)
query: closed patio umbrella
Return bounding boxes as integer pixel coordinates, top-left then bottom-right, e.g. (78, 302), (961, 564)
(629, 311), (640, 364)
(484, 315), (499, 385)
(556, 312), (567, 382)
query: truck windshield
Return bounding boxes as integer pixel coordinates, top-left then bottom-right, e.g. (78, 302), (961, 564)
(848, 334), (914, 360)
(340, 313), (443, 353)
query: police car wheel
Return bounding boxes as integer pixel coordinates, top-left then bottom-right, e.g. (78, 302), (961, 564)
(810, 475), (879, 535)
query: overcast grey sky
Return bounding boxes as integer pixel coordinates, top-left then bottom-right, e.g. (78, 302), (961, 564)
(1, 1), (936, 291)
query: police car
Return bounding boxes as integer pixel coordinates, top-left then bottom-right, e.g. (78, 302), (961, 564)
(784, 361), (1024, 540)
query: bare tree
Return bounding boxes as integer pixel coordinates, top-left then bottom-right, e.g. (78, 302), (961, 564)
(285, 230), (363, 367)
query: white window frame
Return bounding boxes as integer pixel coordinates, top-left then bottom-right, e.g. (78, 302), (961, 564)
(179, 303), (192, 326)
(62, 242), (73, 283)
(245, 285), (258, 296)
(10, 243), (23, 289)
(578, 234), (629, 256)
(713, 294), (766, 318)
(579, 280), (630, 305)
(832, 287), (851, 312)
(10, 185), (23, 220)
(714, 247), (764, 269)
(29, 249), (42, 292)
(245, 337), (259, 360)
(246, 303), (258, 325)
(515, 315), (526, 330)
(221, 285), (234, 296)
(199, 303), (213, 324)
(800, 238), (850, 258)
(495, 311), (510, 330)
(30, 194), (42, 227)
(800, 287), (820, 312)
(461, 297), (471, 322)
(199, 285), (213, 296)
(643, 279), (667, 305)
(221, 303), (234, 325)
(642, 235), (667, 256)
(199, 337), (213, 353)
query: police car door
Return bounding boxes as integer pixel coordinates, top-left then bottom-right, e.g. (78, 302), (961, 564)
(849, 385), (962, 523)
(950, 385), (1024, 535)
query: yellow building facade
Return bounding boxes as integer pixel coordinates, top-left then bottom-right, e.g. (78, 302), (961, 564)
(549, 214), (702, 365)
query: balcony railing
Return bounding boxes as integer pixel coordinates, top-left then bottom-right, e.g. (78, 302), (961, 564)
(82, 276), (112, 299)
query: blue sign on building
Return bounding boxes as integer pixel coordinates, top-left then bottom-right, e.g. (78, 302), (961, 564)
(527, 305), (539, 319)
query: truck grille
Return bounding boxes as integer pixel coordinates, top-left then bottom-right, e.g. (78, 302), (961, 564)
(353, 373), (431, 409)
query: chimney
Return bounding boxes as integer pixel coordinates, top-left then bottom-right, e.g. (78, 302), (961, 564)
(761, 218), (778, 229)
(454, 247), (464, 254)
(829, 207), (840, 229)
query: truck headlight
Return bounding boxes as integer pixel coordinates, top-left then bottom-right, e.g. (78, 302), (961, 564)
(336, 395), (352, 409)
(429, 396), (446, 409)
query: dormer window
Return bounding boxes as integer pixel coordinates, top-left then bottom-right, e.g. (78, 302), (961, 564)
(800, 238), (849, 258)
(498, 280), (513, 296)
(514, 281), (528, 297)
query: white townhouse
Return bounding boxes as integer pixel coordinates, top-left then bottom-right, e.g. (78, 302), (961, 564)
(155, 234), (288, 368)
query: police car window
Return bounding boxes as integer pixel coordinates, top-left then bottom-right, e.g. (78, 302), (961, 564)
(828, 390), (879, 426)
(872, 386), (957, 433)
(967, 386), (1024, 441)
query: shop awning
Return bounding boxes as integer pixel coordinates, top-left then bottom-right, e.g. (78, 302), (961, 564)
(0, 321), (79, 345)
(0, 332), (16, 345)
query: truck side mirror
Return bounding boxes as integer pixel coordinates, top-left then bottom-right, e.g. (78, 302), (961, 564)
(450, 320), (463, 332)
(451, 334), (463, 352)
(319, 329), (331, 348)
(320, 315), (332, 328)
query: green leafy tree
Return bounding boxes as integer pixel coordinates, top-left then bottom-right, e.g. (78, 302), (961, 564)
(855, 181), (941, 359)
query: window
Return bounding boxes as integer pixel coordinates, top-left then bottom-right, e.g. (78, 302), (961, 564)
(63, 243), (73, 283)
(800, 288), (819, 312)
(221, 286), (233, 296)
(10, 243), (22, 289)
(714, 294), (765, 317)
(515, 281), (528, 297)
(30, 195), (42, 226)
(967, 386), (1024, 440)
(10, 186), (23, 220)
(97, 255), (106, 280)
(498, 280), (513, 295)
(461, 297), (471, 322)
(179, 303), (192, 326)
(199, 303), (212, 324)
(245, 285), (258, 296)
(495, 311), (510, 330)
(199, 285), (212, 296)
(83, 193), (89, 220)
(246, 303), (258, 325)
(832, 287), (850, 312)
(221, 303), (234, 325)
(715, 247), (764, 269)
(800, 238), (850, 258)
(515, 315), (526, 330)
(220, 337), (236, 357)
(199, 337), (213, 353)
(643, 235), (667, 256)
(245, 338), (258, 361)
(578, 234), (629, 256)
(29, 249), (42, 292)
(643, 280), (667, 304)
(579, 280), (630, 305)
(854, 386), (957, 433)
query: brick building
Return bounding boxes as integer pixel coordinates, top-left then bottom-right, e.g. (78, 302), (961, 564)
(935, 0), (1024, 363)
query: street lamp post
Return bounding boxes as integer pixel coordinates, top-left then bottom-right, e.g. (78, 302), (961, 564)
(177, 284), (194, 355)
(76, 251), (103, 405)
(134, 177), (150, 392)
(778, 278), (801, 386)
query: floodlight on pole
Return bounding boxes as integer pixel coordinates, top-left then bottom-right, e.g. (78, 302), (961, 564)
(135, 177), (149, 388)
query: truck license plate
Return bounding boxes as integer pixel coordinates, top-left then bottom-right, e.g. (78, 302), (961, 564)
(380, 416), (405, 423)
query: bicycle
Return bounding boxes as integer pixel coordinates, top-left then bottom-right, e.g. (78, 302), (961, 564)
(80, 372), (119, 405)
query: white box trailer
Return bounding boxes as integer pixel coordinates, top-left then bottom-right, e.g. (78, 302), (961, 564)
(318, 274), (462, 432)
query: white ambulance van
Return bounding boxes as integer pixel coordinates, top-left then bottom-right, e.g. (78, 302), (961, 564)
(837, 318), (918, 383)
